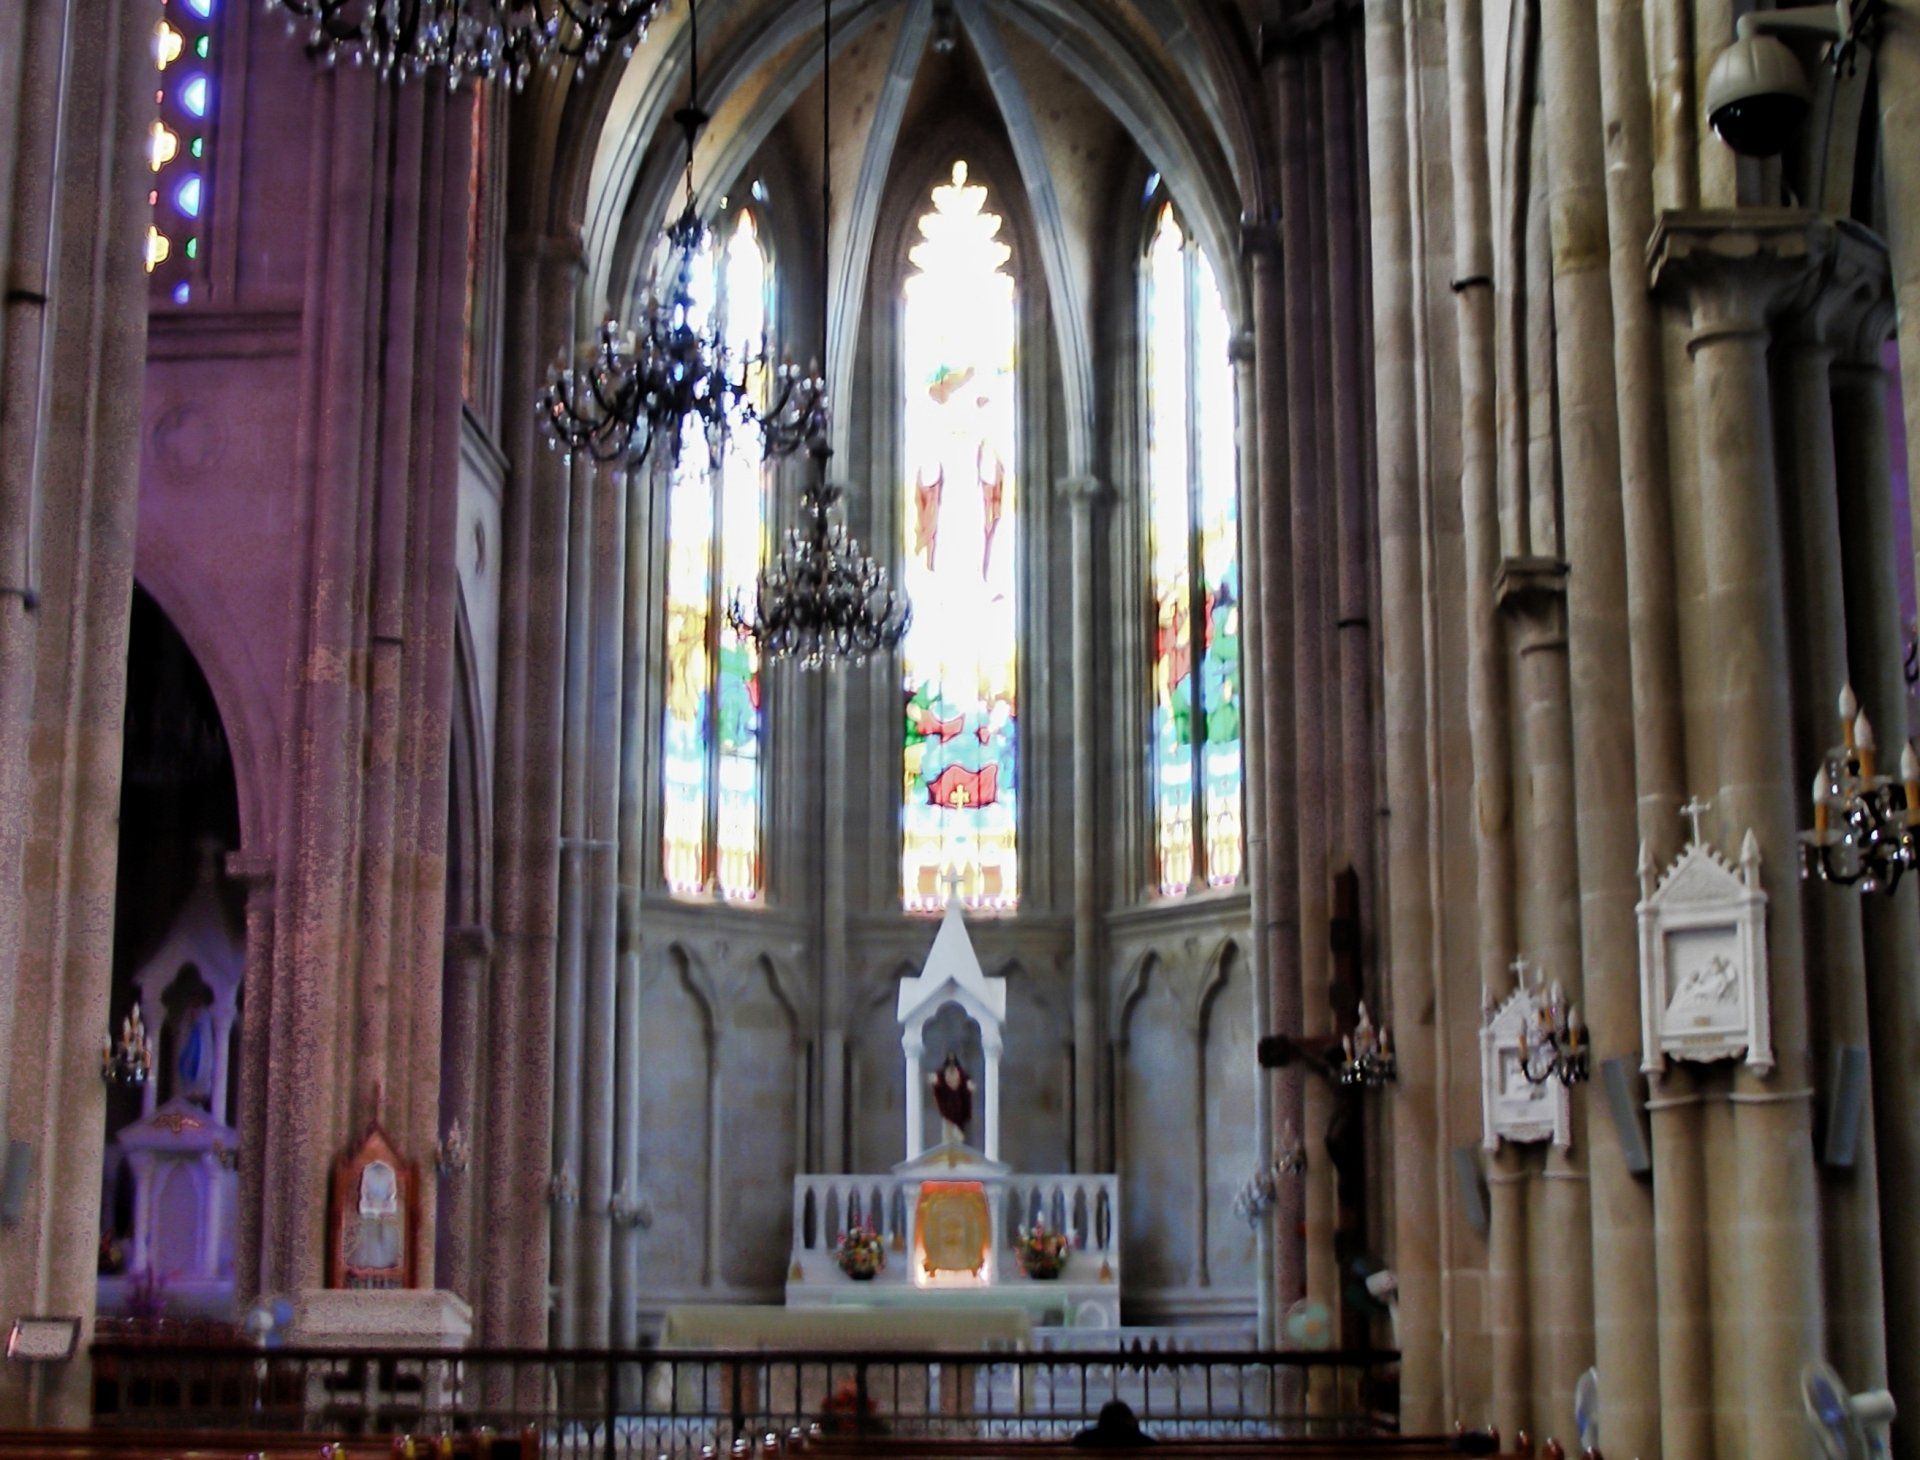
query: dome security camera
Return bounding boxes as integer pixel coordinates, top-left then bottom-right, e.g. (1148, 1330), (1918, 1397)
(1706, 26), (1812, 157)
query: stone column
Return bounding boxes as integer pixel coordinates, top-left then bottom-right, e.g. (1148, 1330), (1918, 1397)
(1229, 325), (1277, 1347)
(1876, 2), (1920, 613)
(1651, 212), (1825, 1460)
(1274, 22), (1338, 1327)
(0, 0), (151, 1425)
(903, 1033), (925, 1160)
(1244, 225), (1307, 1332)
(1773, 243), (1889, 1393)
(1497, 558), (1592, 1435)
(1057, 475), (1105, 1173)
(479, 226), (579, 1346)
(983, 1036), (1002, 1164)
(1597, 1), (1689, 1448)
(1538, 0), (1662, 1443)
(1486, 1150), (1532, 1441)
(1829, 268), (1920, 1424)
(1648, 1077), (1712, 1459)
(228, 854), (276, 1304)
(549, 437), (595, 1347)
(1360, 0), (1445, 1424)
(437, 925), (492, 1303)
(577, 453), (628, 1346)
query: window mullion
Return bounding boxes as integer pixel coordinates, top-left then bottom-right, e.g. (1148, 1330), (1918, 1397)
(702, 260), (728, 897)
(1182, 243), (1209, 894)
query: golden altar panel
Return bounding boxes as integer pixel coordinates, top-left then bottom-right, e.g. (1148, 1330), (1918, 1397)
(915, 1181), (989, 1278)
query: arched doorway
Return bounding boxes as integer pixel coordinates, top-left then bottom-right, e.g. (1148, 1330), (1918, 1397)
(97, 586), (242, 1323)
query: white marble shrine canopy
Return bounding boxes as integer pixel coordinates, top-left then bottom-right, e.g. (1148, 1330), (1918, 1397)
(896, 896), (1007, 1162)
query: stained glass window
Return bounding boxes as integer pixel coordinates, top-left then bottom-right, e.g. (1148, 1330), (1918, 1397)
(662, 209), (770, 901)
(148, 0), (217, 305)
(1146, 203), (1243, 895)
(901, 162), (1020, 912)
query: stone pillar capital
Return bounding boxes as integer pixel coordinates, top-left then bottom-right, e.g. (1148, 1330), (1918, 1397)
(1648, 208), (1832, 348)
(446, 924), (495, 964)
(1773, 218), (1893, 362)
(505, 229), (587, 271)
(1055, 475), (1108, 510)
(1495, 555), (1570, 650)
(1240, 216), (1283, 264)
(224, 849), (275, 894)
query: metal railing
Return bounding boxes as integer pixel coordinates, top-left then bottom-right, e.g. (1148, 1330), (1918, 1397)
(90, 1344), (1400, 1456)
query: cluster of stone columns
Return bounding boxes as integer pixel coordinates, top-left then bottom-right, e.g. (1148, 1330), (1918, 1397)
(1363, 0), (1920, 1452)
(1233, 0), (1387, 1363)
(233, 66), (472, 1307)
(0, 0), (153, 1427)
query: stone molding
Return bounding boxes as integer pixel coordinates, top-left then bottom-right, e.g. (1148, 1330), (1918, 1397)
(1648, 208), (1834, 345)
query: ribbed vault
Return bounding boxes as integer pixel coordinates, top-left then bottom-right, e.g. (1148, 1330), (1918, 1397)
(508, 0), (1271, 457)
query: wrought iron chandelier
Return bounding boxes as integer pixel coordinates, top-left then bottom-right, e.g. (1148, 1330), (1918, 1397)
(728, 474), (909, 667)
(1507, 959), (1589, 1087)
(727, 0), (909, 668)
(1336, 1002), (1396, 1088)
(537, 0), (825, 470)
(270, 0), (667, 88)
(1802, 682), (1920, 895)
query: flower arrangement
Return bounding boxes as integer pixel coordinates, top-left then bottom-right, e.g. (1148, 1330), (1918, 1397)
(835, 1224), (886, 1280)
(1016, 1220), (1070, 1280)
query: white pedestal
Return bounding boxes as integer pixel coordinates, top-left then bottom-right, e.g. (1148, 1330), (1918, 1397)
(287, 1289), (472, 1426)
(289, 1288), (473, 1348)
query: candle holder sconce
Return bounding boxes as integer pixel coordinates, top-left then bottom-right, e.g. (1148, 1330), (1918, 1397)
(1802, 683), (1920, 896)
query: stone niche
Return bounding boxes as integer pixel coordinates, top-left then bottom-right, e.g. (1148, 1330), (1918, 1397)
(98, 850), (242, 1319)
(1637, 828), (1773, 1075)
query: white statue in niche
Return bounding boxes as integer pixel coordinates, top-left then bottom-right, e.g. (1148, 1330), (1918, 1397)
(171, 981), (217, 1107)
(349, 1160), (403, 1273)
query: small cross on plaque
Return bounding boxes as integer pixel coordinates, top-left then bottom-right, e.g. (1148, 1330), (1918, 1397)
(941, 866), (966, 905)
(1680, 796), (1712, 847)
(1510, 956), (1531, 988)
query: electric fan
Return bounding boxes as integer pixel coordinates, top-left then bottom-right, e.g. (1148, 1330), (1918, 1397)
(1802, 1360), (1896, 1460)
(1573, 1366), (1600, 1456)
(1283, 1298), (1333, 1350)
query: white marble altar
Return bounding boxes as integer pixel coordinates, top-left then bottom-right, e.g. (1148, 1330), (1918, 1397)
(787, 901), (1122, 1329)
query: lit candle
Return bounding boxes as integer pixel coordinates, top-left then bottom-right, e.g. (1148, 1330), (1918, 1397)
(1813, 766), (1830, 839)
(1568, 1004), (1583, 1050)
(1840, 684), (1859, 749)
(1857, 710), (1877, 782)
(1904, 741), (1920, 826)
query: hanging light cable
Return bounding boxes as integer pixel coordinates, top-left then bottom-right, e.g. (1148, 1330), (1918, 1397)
(727, 0), (911, 668)
(270, 0), (668, 89)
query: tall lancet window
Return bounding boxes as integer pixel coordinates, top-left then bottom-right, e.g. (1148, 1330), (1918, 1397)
(1146, 203), (1243, 895)
(662, 209), (771, 901)
(901, 162), (1020, 912)
(147, 0), (219, 303)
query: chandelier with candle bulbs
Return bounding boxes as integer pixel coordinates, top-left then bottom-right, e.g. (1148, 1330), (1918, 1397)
(101, 1007), (153, 1088)
(1336, 1003), (1396, 1088)
(726, 0), (910, 668)
(537, 0), (825, 471)
(1803, 682), (1920, 895)
(1507, 959), (1589, 1087)
(270, 0), (667, 88)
